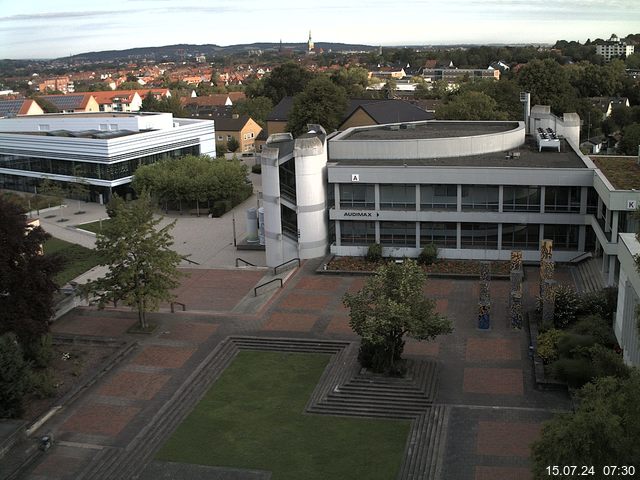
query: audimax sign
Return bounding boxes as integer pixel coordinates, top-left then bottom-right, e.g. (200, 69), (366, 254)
(342, 211), (380, 217)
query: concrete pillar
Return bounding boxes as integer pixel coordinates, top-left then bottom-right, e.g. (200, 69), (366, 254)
(540, 186), (546, 213)
(580, 186), (588, 215)
(334, 183), (340, 209)
(375, 221), (380, 244)
(498, 185), (504, 213)
(497, 223), (503, 250)
(608, 255), (616, 286)
(578, 225), (586, 251)
(611, 211), (619, 243)
(457, 184), (462, 212)
(415, 222), (420, 249)
(335, 220), (341, 247)
(415, 184), (420, 212)
(374, 184), (380, 211)
(456, 222), (461, 249)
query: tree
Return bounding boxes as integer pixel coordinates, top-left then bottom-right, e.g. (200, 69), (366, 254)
(232, 96), (273, 128)
(517, 58), (577, 114)
(286, 76), (348, 136)
(343, 260), (453, 375)
(82, 194), (184, 329)
(262, 62), (314, 104)
(119, 81), (142, 90)
(227, 136), (240, 153)
(619, 123), (640, 155)
(141, 92), (161, 111)
(330, 66), (370, 97)
(531, 371), (640, 478)
(0, 333), (30, 418)
(436, 91), (508, 120)
(0, 197), (62, 347)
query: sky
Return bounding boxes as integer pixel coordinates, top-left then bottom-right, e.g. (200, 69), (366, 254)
(1, 0), (640, 59)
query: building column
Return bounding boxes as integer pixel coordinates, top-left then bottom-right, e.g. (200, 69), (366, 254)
(416, 222), (420, 249)
(335, 220), (341, 247)
(608, 254), (616, 286)
(498, 185), (504, 213)
(457, 184), (462, 212)
(539, 224), (545, 247)
(611, 211), (619, 243)
(375, 221), (380, 244)
(540, 186), (546, 213)
(497, 224), (503, 250)
(334, 183), (340, 209)
(456, 222), (461, 249)
(578, 225), (586, 251)
(415, 185), (420, 212)
(374, 184), (380, 211)
(580, 186), (588, 215)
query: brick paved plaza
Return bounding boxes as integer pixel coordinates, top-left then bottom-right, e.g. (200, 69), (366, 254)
(15, 262), (572, 480)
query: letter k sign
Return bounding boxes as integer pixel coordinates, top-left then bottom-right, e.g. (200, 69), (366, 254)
(351, 174), (360, 182)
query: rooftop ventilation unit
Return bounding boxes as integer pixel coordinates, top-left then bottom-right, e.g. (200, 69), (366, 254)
(535, 127), (560, 152)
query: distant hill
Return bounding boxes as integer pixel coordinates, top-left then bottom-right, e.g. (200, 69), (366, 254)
(63, 42), (378, 62)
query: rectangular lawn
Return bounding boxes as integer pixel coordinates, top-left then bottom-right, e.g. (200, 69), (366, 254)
(43, 237), (103, 285)
(76, 219), (111, 234)
(156, 351), (410, 480)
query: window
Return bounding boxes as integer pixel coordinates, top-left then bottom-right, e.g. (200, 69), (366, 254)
(279, 159), (296, 202)
(340, 221), (376, 245)
(380, 184), (415, 210)
(380, 222), (416, 247)
(339, 184), (374, 209)
(502, 224), (540, 249)
(420, 184), (457, 210)
(420, 222), (457, 247)
(586, 187), (598, 215)
(461, 185), (499, 211)
(544, 186), (580, 213)
(227, 135), (232, 141)
(544, 224), (579, 250)
(281, 205), (298, 240)
(217, 135), (223, 141)
(503, 186), (540, 212)
(461, 223), (499, 249)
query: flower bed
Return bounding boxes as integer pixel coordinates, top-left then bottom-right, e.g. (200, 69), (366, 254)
(325, 256), (511, 277)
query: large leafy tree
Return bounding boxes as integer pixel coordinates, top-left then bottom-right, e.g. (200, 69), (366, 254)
(436, 90), (509, 121)
(232, 96), (273, 128)
(517, 58), (577, 114)
(343, 260), (453, 375)
(262, 62), (314, 104)
(531, 370), (640, 478)
(83, 195), (184, 329)
(0, 333), (30, 418)
(619, 123), (640, 155)
(286, 76), (348, 136)
(0, 197), (62, 347)
(330, 66), (370, 98)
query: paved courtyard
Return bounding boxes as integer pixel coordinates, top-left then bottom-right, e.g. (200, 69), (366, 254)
(12, 260), (573, 480)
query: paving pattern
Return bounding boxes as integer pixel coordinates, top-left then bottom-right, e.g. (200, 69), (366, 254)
(15, 262), (573, 480)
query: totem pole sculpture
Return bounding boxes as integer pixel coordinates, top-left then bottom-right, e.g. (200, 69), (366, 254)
(478, 261), (491, 330)
(509, 250), (523, 329)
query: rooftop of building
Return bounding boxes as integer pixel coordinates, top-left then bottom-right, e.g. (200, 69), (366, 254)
(329, 135), (586, 169)
(591, 156), (640, 190)
(340, 121), (518, 141)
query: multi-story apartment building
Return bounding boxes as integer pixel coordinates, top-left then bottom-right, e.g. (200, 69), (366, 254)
(38, 76), (74, 94)
(0, 112), (215, 202)
(421, 68), (500, 82)
(596, 34), (635, 61)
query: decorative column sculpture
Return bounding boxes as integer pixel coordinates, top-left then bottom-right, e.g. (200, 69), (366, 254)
(478, 261), (491, 330)
(509, 250), (524, 329)
(539, 239), (554, 297)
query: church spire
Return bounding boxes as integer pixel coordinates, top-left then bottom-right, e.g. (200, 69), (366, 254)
(308, 30), (314, 53)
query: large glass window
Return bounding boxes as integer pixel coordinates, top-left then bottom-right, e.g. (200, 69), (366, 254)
(503, 186), (540, 212)
(420, 222), (457, 248)
(461, 185), (499, 211)
(380, 184), (416, 210)
(340, 221), (376, 245)
(420, 185), (458, 210)
(461, 223), (499, 249)
(380, 222), (416, 247)
(544, 224), (579, 250)
(339, 184), (374, 209)
(420, 184), (457, 210)
(281, 205), (298, 240)
(502, 223), (540, 250)
(278, 159), (296, 202)
(586, 187), (598, 215)
(544, 186), (581, 213)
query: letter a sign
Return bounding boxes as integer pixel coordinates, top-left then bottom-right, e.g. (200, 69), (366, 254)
(351, 174), (360, 182)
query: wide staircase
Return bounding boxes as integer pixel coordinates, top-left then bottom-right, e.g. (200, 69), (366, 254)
(571, 257), (605, 294)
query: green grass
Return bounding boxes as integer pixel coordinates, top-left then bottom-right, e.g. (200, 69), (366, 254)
(76, 219), (111, 234)
(43, 237), (103, 286)
(157, 351), (410, 480)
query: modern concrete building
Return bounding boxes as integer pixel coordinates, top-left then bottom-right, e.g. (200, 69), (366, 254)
(259, 108), (640, 290)
(596, 34), (635, 62)
(614, 233), (640, 366)
(0, 112), (215, 202)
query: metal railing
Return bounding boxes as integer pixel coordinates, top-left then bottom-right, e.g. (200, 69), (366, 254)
(273, 257), (300, 275)
(170, 301), (186, 313)
(181, 256), (201, 265)
(254, 278), (283, 296)
(235, 257), (256, 267)
(568, 251), (593, 264)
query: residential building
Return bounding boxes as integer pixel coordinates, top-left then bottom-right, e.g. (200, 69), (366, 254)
(421, 67), (500, 82)
(38, 76), (74, 94)
(182, 93), (247, 117)
(215, 115), (262, 152)
(0, 99), (44, 117)
(0, 112), (215, 203)
(588, 97), (630, 119)
(91, 90), (144, 112)
(596, 34), (635, 62)
(38, 94), (100, 113)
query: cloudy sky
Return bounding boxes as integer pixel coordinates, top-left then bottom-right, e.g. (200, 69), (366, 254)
(1, 0), (639, 59)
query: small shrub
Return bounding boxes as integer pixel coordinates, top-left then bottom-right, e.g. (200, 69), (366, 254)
(557, 333), (597, 358)
(551, 357), (594, 388)
(570, 315), (615, 347)
(578, 287), (618, 321)
(536, 329), (566, 364)
(210, 199), (232, 218)
(251, 163), (262, 174)
(27, 369), (57, 399)
(553, 284), (580, 329)
(365, 243), (383, 263)
(26, 333), (54, 369)
(418, 244), (438, 266)
(590, 345), (630, 379)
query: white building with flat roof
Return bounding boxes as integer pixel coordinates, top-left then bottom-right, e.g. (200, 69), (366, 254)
(0, 112), (215, 202)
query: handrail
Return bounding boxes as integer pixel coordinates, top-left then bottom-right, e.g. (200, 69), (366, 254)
(273, 257), (300, 275)
(568, 251), (593, 264)
(182, 256), (201, 265)
(254, 278), (283, 296)
(236, 257), (256, 267)
(170, 301), (186, 313)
